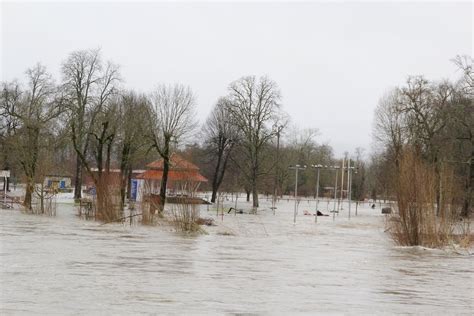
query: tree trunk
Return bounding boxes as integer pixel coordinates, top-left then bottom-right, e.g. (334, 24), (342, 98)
(251, 165), (259, 207)
(74, 154), (82, 200)
(211, 186), (218, 204)
(252, 184), (259, 208)
(106, 138), (113, 173)
(24, 177), (34, 211)
(246, 189), (250, 202)
(210, 148), (223, 203)
(119, 146), (130, 213)
(158, 140), (170, 213)
(39, 183), (44, 214)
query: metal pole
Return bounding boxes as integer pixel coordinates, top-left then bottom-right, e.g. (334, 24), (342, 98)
(315, 167), (320, 223)
(333, 167), (338, 221)
(348, 158), (352, 220)
(272, 127), (281, 215)
(339, 157), (344, 211)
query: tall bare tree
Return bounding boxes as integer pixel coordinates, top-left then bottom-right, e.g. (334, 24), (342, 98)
(449, 55), (473, 217)
(61, 49), (120, 201)
(0, 81), (21, 191)
(116, 91), (150, 211)
(203, 97), (239, 203)
(225, 76), (281, 207)
(1, 64), (63, 210)
(397, 76), (453, 214)
(147, 84), (196, 212)
(373, 89), (407, 168)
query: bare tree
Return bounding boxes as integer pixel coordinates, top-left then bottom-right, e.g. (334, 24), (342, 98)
(202, 97), (239, 203)
(352, 147), (367, 201)
(116, 91), (150, 211)
(61, 49), (120, 201)
(452, 55), (473, 97)
(1, 64), (63, 210)
(371, 57), (473, 217)
(147, 84), (196, 212)
(225, 76), (281, 207)
(397, 76), (453, 214)
(373, 89), (407, 168)
(0, 81), (21, 191)
(449, 55), (473, 217)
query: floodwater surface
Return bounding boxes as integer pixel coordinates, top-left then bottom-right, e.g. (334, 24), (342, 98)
(1, 198), (473, 315)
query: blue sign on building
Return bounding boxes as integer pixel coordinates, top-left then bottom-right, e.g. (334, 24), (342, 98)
(131, 179), (138, 201)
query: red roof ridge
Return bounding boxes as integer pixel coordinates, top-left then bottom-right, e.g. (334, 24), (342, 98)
(145, 153), (200, 171)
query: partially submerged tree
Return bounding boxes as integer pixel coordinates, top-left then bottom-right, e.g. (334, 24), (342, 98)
(225, 76), (281, 207)
(448, 55), (473, 217)
(116, 91), (150, 211)
(63, 49), (120, 219)
(62, 49), (120, 201)
(147, 84), (196, 212)
(370, 56), (473, 218)
(351, 147), (366, 201)
(0, 81), (21, 191)
(202, 97), (239, 203)
(1, 64), (63, 210)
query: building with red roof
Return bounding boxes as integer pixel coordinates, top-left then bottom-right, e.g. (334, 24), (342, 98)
(136, 154), (207, 196)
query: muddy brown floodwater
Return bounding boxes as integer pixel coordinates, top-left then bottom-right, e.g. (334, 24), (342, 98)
(1, 198), (473, 315)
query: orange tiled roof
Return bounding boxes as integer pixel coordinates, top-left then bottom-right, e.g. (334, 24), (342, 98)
(137, 154), (207, 182)
(146, 153), (199, 170)
(136, 169), (207, 182)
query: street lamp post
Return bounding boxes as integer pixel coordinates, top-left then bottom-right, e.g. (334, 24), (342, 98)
(272, 124), (283, 215)
(332, 166), (340, 221)
(311, 164), (322, 223)
(348, 158), (352, 219)
(289, 164), (306, 224)
(338, 157), (345, 211)
(347, 159), (357, 219)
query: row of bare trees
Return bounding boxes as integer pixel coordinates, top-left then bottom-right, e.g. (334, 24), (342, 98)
(371, 55), (473, 218)
(8, 49), (468, 222)
(0, 49), (192, 218)
(1, 50), (345, 217)
(2, 48), (317, 218)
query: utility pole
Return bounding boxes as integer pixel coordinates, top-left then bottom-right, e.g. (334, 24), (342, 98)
(272, 124), (283, 215)
(348, 158), (352, 219)
(347, 159), (357, 219)
(338, 157), (345, 211)
(333, 166), (340, 221)
(311, 164), (322, 223)
(289, 164), (306, 224)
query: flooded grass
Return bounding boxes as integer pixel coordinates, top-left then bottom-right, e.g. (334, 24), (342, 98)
(0, 197), (473, 314)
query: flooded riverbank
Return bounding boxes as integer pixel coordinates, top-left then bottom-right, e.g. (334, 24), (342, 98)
(1, 199), (473, 315)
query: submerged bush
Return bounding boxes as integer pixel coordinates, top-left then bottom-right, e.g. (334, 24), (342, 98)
(386, 150), (471, 248)
(170, 202), (202, 233)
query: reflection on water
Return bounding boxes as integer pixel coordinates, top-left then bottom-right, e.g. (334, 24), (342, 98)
(1, 202), (473, 315)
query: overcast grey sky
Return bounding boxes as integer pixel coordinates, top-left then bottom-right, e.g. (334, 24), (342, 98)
(1, 1), (472, 157)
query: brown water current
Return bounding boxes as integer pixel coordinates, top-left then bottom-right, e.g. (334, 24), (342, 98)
(1, 199), (473, 315)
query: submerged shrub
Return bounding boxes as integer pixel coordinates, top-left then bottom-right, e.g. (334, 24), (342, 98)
(386, 150), (470, 248)
(170, 202), (201, 232)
